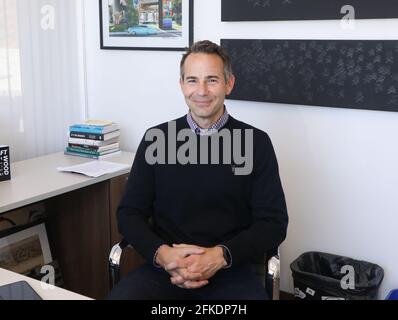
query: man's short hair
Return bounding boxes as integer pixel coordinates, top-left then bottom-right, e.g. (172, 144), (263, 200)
(180, 40), (233, 81)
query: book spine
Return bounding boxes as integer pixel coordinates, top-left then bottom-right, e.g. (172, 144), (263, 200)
(69, 126), (106, 134)
(70, 131), (104, 140)
(74, 120), (113, 127)
(66, 147), (118, 156)
(0, 145), (11, 181)
(64, 150), (99, 159)
(66, 147), (101, 156)
(68, 143), (99, 151)
(68, 138), (103, 146)
(68, 143), (119, 153)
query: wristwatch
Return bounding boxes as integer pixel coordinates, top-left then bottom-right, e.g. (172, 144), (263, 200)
(221, 246), (231, 267)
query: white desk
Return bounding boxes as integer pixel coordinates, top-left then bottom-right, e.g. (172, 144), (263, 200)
(0, 151), (135, 299)
(0, 267), (92, 300)
(0, 151), (135, 213)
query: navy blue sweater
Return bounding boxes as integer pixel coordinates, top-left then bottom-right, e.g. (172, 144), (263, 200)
(117, 115), (288, 266)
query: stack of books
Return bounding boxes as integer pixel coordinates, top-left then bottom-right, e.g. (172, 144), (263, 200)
(65, 120), (121, 159)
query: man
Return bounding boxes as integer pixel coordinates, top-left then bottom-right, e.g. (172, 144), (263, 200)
(108, 40), (288, 300)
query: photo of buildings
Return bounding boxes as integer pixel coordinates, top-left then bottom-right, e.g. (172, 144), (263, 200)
(108, 0), (183, 37)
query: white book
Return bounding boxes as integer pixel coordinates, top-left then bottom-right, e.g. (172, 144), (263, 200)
(73, 119), (114, 127)
(68, 137), (119, 147)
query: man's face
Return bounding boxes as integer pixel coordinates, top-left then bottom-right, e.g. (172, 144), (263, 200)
(180, 53), (235, 125)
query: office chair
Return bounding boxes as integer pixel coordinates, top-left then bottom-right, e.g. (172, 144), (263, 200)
(109, 239), (280, 300)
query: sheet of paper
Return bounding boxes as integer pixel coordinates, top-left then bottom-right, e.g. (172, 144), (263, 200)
(57, 160), (130, 178)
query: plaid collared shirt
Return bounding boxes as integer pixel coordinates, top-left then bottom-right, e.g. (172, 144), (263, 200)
(186, 107), (229, 136)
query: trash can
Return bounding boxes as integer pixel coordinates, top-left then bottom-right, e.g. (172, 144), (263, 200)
(290, 251), (384, 300)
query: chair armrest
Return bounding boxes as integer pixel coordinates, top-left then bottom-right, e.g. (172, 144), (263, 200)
(109, 239), (130, 287)
(266, 249), (280, 300)
(109, 242), (122, 268)
(267, 255), (280, 279)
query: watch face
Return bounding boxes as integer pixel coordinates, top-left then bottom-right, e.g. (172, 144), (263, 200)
(0, 281), (42, 300)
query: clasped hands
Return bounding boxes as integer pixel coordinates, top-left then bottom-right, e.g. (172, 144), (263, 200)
(155, 243), (227, 289)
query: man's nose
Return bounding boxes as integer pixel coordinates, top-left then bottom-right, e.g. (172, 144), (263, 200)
(197, 82), (209, 95)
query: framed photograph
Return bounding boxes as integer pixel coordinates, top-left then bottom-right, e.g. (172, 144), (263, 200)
(100, 0), (193, 51)
(0, 223), (52, 274)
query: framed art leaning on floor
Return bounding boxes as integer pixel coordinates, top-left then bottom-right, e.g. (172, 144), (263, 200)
(0, 222), (52, 274)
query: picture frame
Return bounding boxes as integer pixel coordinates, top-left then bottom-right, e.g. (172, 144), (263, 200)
(0, 222), (52, 275)
(99, 0), (193, 51)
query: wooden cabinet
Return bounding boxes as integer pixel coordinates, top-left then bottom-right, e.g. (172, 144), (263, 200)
(109, 174), (128, 245)
(45, 173), (144, 299)
(46, 181), (111, 299)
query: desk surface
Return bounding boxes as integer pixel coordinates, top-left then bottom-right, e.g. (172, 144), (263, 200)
(0, 151), (135, 213)
(0, 267), (92, 300)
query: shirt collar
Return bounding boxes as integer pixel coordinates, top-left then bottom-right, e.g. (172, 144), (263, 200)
(186, 107), (229, 136)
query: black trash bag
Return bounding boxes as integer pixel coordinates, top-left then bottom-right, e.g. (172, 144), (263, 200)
(290, 251), (384, 300)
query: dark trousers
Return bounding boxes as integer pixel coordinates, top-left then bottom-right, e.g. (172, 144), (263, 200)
(107, 264), (269, 300)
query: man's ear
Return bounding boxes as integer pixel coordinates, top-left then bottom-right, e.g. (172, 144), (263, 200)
(226, 74), (235, 95)
(179, 77), (184, 88)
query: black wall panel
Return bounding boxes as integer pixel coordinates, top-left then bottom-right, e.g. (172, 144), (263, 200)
(221, 39), (398, 112)
(222, 0), (398, 21)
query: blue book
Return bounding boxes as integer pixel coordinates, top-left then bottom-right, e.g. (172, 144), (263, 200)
(64, 149), (121, 160)
(69, 123), (119, 134)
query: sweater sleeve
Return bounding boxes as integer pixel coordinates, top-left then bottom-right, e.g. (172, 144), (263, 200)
(221, 131), (288, 265)
(117, 133), (165, 263)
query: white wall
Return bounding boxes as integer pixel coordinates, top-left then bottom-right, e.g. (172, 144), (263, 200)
(84, 0), (398, 298)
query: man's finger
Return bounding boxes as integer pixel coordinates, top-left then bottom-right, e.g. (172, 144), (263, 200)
(179, 246), (205, 256)
(170, 275), (203, 285)
(171, 279), (209, 289)
(178, 269), (202, 281)
(164, 261), (178, 271)
(172, 243), (190, 247)
(173, 243), (204, 250)
(165, 259), (197, 271)
(183, 280), (209, 289)
(167, 265), (203, 280)
(170, 276), (185, 285)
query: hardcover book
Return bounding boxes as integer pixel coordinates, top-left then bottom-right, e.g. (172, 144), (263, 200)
(69, 123), (119, 134)
(68, 137), (119, 147)
(68, 142), (119, 153)
(64, 149), (121, 160)
(66, 146), (119, 156)
(0, 145), (11, 181)
(73, 119), (113, 127)
(69, 130), (120, 141)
